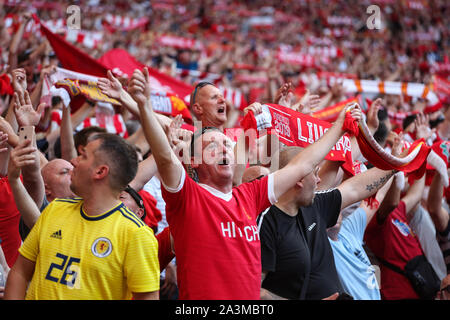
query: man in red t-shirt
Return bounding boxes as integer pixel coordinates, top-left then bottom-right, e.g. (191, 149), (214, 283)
(365, 174), (427, 299)
(129, 68), (362, 299)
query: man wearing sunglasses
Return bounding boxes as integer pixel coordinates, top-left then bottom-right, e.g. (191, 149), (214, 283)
(189, 81), (228, 131)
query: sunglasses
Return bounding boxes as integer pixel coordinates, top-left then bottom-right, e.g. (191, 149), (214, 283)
(191, 81), (214, 105)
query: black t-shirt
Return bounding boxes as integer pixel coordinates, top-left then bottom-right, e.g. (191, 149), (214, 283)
(259, 189), (344, 300)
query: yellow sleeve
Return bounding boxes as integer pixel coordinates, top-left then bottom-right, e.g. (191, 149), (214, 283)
(124, 226), (160, 293)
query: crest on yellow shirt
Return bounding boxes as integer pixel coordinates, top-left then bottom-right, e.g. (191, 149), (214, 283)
(91, 237), (113, 258)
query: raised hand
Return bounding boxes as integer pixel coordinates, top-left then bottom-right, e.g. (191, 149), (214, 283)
(293, 90), (321, 115)
(367, 98), (382, 132)
(8, 139), (38, 181)
(243, 102), (263, 116)
(128, 68), (151, 106)
(391, 132), (406, 157)
(336, 102), (362, 126)
(11, 68), (27, 93)
(13, 90), (47, 127)
(167, 115), (192, 149)
(0, 116), (16, 145)
(274, 83), (294, 108)
(98, 70), (125, 100)
(414, 112), (435, 141)
(39, 65), (57, 79)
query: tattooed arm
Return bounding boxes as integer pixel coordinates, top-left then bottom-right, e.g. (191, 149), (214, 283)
(337, 168), (397, 210)
(260, 272), (288, 300)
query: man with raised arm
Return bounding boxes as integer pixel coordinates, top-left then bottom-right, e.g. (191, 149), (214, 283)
(128, 68), (362, 299)
(259, 145), (397, 300)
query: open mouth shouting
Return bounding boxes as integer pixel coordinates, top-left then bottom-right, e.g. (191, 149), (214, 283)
(217, 105), (226, 114)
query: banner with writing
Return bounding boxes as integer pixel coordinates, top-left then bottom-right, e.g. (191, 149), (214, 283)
(241, 103), (354, 172)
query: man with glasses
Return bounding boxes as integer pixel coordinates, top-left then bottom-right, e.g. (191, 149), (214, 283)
(128, 67), (363, 299)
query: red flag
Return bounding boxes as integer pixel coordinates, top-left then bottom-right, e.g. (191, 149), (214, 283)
(35, 15), (193, 104)
(98, 48), (193, 101)
(36, 15), (193, 122)
(34, 15), (108, 77)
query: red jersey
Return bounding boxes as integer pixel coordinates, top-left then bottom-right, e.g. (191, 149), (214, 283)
(162, 170), (275, 300)
(364, 201), (424, 300)
(156, 227), (174, 272)
(0, 177), (22, 267)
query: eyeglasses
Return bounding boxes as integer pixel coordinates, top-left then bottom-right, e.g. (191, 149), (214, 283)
(191, 81), (214, 105)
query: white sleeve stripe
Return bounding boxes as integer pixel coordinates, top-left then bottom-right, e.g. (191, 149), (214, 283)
(161, 169), (186, 193)
(257, 207), (271, 233)
(314, 188), (337, 195)
(267, 173), (277, 205)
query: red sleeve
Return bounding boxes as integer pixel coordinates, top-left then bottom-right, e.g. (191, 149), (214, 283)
(139, 190), (162, 231)
(156, 227), (175, 272)
(0, 74), (14, 96)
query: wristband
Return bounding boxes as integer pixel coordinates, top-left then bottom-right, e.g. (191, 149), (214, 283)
(394, 171), (405, 190)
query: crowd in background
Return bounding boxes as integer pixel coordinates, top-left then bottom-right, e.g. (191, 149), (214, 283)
(0, 0), (449, 300)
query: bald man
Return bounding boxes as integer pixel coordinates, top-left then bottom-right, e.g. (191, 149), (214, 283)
(41, 159), (77, 202)
(242, 165), (271, 184)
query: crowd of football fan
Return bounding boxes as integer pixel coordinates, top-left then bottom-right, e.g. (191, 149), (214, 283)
(0, 0), (449, 300)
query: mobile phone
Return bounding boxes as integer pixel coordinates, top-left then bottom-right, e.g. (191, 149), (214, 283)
(18, 126), (35, 143)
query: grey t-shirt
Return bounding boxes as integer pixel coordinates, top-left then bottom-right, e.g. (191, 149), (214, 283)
(409, 204), (447, 280)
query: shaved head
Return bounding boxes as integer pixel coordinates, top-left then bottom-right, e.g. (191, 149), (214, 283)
(242, 165), (270, 183)
(41, 158), (76, 201)
(278, 146), (304, 170)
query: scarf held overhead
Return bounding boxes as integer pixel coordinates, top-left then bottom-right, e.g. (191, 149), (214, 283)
(345, 109), (449, 186)
(241, 103), (355, 174)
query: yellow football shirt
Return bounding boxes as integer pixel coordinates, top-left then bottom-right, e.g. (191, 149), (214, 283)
(19, 198), (160, 300)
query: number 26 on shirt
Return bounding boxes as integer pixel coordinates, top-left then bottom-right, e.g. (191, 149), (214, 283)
(45, 253), (81, 289)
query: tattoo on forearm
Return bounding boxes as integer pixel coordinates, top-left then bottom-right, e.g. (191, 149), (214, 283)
(365, 170), (396, 192)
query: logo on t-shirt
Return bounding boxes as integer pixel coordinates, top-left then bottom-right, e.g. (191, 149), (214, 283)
(242, 207), (252, 220)
(391, 218), (414, 237)
(50, 229), (62, 239)
(220, 221), (260, 242)
(91, 237), (113, 258)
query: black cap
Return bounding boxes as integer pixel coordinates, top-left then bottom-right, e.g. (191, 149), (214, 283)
(124, 185), (146, 219)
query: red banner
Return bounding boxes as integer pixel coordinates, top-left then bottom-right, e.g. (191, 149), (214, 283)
(98, 48), (193, 103)
(241, 103), (354, 172)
